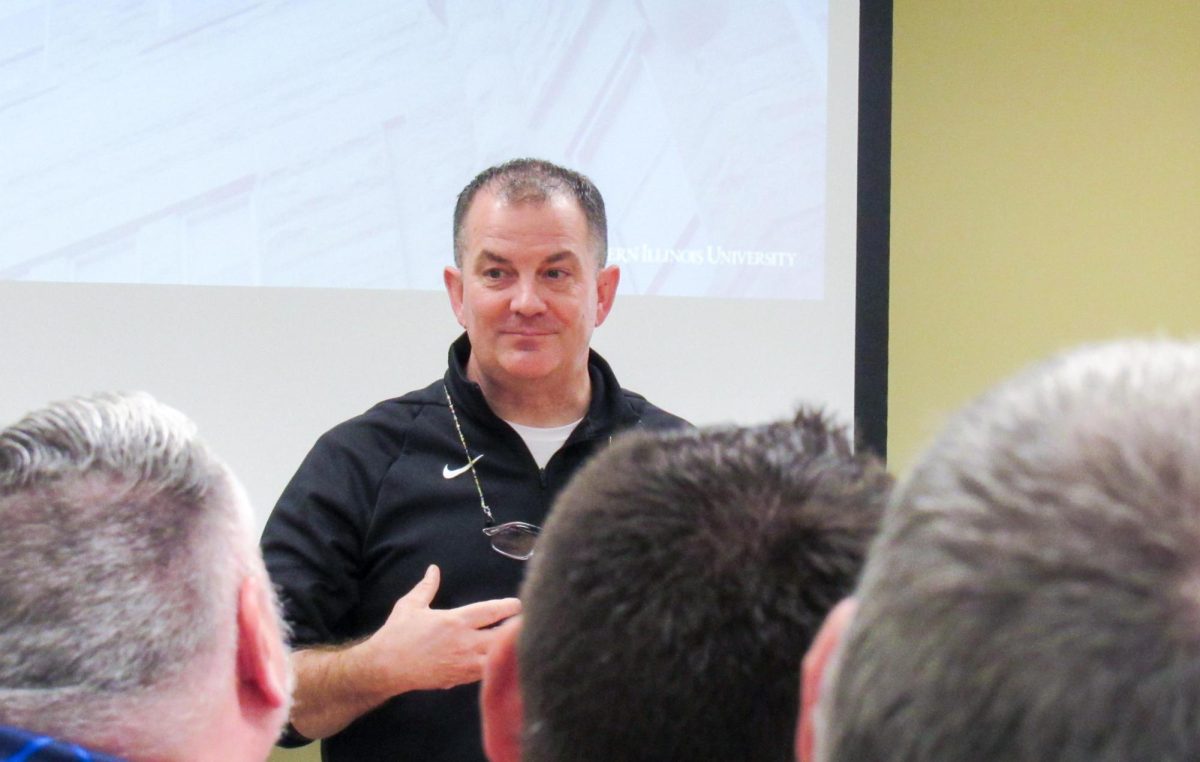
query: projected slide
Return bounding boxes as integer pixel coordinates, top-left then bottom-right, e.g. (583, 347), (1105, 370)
(0, 0), (828, 299)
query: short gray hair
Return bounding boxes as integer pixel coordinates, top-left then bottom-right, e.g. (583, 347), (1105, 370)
(452, 158), (608, 268)
(0, 392), (258, 748)
(822, 340), (1200, 761)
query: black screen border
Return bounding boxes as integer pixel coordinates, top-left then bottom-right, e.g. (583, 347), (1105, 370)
(854, 0), (892, 459)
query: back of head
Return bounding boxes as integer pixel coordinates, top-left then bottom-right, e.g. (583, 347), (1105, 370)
(0, 392), (252, 755)
(823, 339), (1200, 762)
(453, 157), (608, 267)
(519, 410), (890, 762)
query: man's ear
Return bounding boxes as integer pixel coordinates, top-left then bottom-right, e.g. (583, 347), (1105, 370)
(480, 617), (524, 762)
(444, 266), (467, 328)
(797, 598), (857, 762)
(236, 576), (289, 713)
(594, 265), (620, 326)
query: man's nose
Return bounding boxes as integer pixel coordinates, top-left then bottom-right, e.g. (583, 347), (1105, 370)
(510, 278), (547, 315)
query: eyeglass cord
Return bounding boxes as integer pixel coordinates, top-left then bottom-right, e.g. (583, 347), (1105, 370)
(444, 385), (495, 526)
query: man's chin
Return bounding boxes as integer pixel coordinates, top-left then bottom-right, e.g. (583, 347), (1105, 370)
(493, 343), (576, 378)
(498, 356), (560, 381)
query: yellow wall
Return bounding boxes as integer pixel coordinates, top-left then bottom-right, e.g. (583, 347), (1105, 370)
(889, 1), (1200, 472)
(269, 744), (317, 762)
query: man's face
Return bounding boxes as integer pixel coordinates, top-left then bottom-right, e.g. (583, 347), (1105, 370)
(444, 188), (619, 391)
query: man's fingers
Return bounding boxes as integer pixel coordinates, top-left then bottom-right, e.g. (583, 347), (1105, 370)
(455, 597), (522, 629)
(398, 564), (441, 609)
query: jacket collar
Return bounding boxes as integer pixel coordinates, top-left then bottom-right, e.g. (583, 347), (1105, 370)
(0, 726), (125, 761)
(443, 333), (638, 439)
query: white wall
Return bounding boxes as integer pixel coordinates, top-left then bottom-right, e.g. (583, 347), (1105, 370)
(0, 278), (855, 531)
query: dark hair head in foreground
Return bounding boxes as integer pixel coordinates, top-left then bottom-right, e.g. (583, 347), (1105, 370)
(819, 339), (1200, 762)
(499, 409), (890, 762)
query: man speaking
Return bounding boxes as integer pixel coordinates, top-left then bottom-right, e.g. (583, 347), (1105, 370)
(262, 158), (685, 761)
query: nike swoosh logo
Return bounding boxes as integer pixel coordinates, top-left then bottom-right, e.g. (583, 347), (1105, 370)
(443, 454), (483, 479)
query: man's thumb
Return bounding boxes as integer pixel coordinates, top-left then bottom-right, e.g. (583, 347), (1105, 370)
(401, 564), (440, 608)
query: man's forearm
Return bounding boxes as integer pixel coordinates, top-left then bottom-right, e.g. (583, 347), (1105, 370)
(284, 567), (522, 742)
(288, 643), (393, 740)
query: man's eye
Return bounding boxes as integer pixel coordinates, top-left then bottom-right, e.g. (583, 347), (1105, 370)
(544, 268), (567, 280)
(482, 268), (505, 280)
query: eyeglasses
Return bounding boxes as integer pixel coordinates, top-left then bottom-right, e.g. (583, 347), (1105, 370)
(482, 521), (541, 561)
(445, 387), (542, 560)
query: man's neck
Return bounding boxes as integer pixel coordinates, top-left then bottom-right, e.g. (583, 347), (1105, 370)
(467, 360), (591, 427)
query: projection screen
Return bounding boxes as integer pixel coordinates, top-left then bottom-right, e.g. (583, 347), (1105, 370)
(0, 0), (878, 527)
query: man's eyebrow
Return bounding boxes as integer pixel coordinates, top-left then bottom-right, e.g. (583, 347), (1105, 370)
(476, 250), (582, 267)
(477, 251), (511, 266)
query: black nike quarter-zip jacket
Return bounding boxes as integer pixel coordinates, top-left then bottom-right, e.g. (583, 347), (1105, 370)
(261, 332), (686, 762)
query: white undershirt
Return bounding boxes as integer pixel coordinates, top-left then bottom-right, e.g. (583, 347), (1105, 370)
(504, 417), (583, 469)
